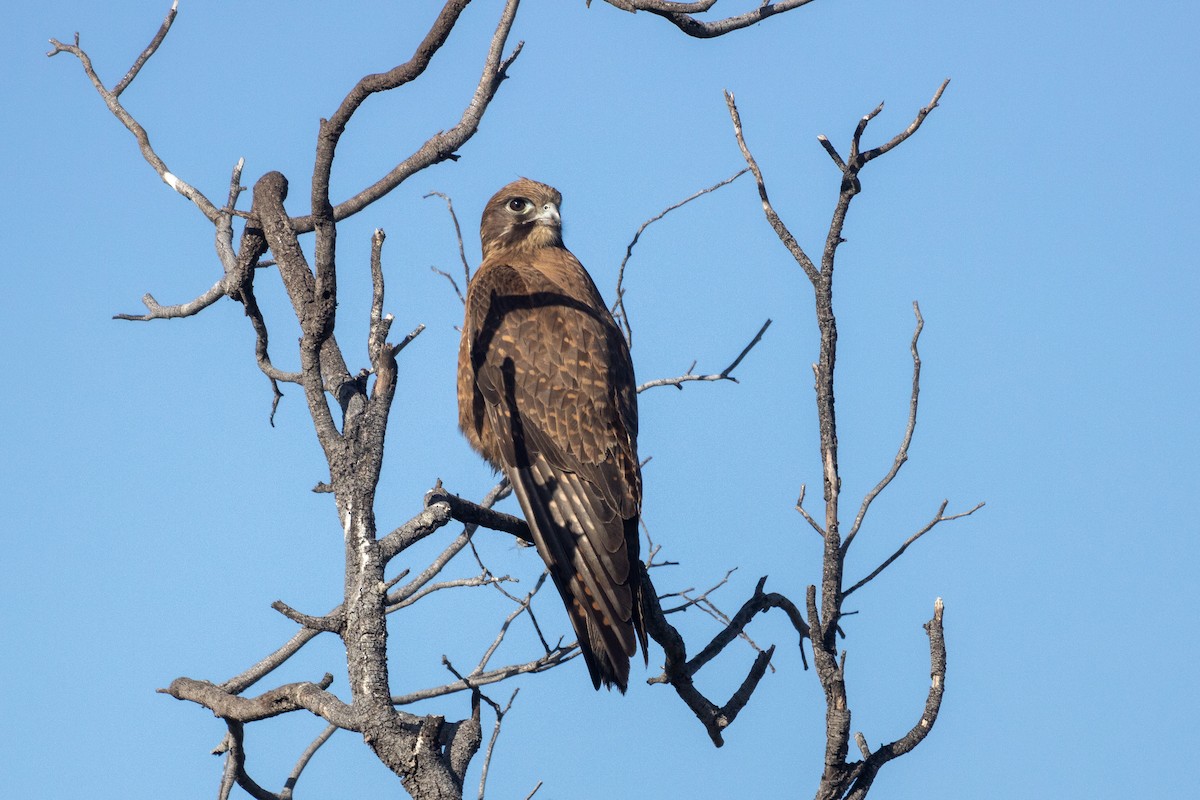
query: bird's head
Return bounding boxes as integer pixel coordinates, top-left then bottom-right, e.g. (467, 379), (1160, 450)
(480, 178), (564, 259)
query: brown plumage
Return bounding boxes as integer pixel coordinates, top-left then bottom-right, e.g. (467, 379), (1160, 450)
(458, 178), (647, 691)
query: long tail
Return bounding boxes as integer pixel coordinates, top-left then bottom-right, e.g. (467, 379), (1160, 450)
(510, 456), (646, 691)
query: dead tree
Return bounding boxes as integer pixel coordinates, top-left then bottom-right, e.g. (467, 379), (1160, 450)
(721, 83), (984, 799)
(48, 2), (978, 798)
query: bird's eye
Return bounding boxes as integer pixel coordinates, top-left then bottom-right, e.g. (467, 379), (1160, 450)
(507, 198), (530, 213)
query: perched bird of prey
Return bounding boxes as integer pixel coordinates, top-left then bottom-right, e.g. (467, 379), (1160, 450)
(458, 178), (647, 692)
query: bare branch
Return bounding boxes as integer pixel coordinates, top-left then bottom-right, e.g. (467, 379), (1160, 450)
(271, 600), (345, 634)
(224, 157), (247, 211)
(841, 599), (948, 800)
(378, 500), (455, 562)
(368, 228), (393, 367)
(160, 674), (358, 730)
(849, 102), (885, 166)
(717, 316), (772, 378)
(280, 725), (337, 800)
(485, 568), (557, 653)
(729, 84), (958, 721)
(795, 484), (826, 538)
(221, 721), (284, 800)
(842, 301), (924, 552)
(426, 191), (473, 291)
(426, 483), (532, 544)
(47, 28), (221, 222)
(391, 647), (577, 706)
(224, 580), (394, 700)
(432, 266), (467, 305)
(477, 690), (519, 800)
(601, 0), (717, 12)
(860, 80), (951, 165)
(221, 627), (325, 696)
(661, 570), (789, 670)
(213, 156), (247, 304)
(390, 528), (476, 605)
(817, 134), (846, 169)
(843, 501), (984, 598)
(645, 571), (807, 746)
(613, 169), (747, 346)
(686, 576), (808, 675)
(113, 282), (226, 321)
(725, 91), (820, 282)
(890, 598), (947, 753)
(306, 0), (475, 235)
(113, 0), (178, 97)
(386, 573), (515, 613)
(805, 584), (850, 792)
(818, 82), (951, 280)
(383, 482), (513, 611)
(217, 732), (237, 800)
(659, 567), (736, 614)
(216, 202), (308, 394)
(600, 0), (819, 39)
(855, 731), (871, 760)
(249, 171), (352, 451)
(636, 318), (771, 392)
(448, 696), (484, 790)
(471, 574), (550, 676)
(290, 0), (524, 232)
(390, 323), (427, 358)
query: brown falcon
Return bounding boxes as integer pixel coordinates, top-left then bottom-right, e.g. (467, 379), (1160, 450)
(458, 178), (647, 692)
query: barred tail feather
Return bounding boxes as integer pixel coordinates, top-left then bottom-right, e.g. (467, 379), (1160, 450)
(510, 457), (643, 692)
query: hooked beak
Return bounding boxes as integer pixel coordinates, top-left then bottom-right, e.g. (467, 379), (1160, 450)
(533, 202), (561, 228)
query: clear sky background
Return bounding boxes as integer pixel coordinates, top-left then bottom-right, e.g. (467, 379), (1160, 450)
(4, 2), (1198, 798)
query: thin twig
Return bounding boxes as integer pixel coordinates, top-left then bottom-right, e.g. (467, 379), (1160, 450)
(471, 574), (550, 675)
(425, 190), (472, 291)
(47, 29), (220, 221)
(725, 90), (819, 282)
(842, 302), (924, 553)
(432, 266), (467, 304)
(860, 80), (951, 165)
(659, 568), (736, 613)
(280, 725), (337, 800)
(842, 501), (984, 598)
(220, 627), (324, 696)
(477, 689), (519, 800)
(795, 484), (825, 537)
(637, 318), (771, 392)
(217, 731), (238, 800)
(391, 647), (577, 706)
(385, 481), (512, 600)
(613, 169), (747, 346)
(386, 573), (514, 612)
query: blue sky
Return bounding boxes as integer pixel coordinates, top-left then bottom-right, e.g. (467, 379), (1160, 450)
(4, 1), (1198, 798)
